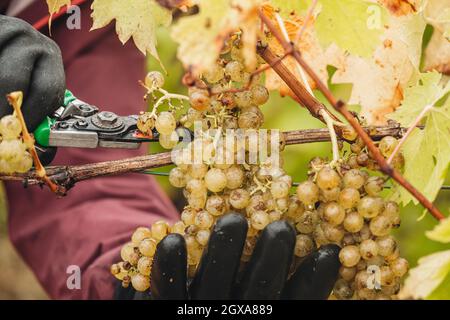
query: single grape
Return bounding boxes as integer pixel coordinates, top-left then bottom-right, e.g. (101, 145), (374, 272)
(376, 236), (397, 257)
(339, 188), (360, 209)
(343, 169), (366, 189)
(333, 279), (354, 300)
(380, 266), (395, 286)
(369, 215), (391, 237)
(186, 179), (207, 197)
(0, 115), (22, 140)
(271, 180), (290, 199)
(364, 176), (384, 196)
(155, 112), (176, 135)
(296, 181), (319, 206)
(359, 239), (379, 260)
(250, 210), (270, 230)
(159, 131), (179, 149)
(295, 210), (319, 234)
(234, 91), (253, 108)
(131, 227), (152, 244)
(379, 136), (398, 158)
(137, 256), (152, 276)
(190, 90), (211, 112)
(171, 221), (186, 235)
(131, 273), (150, 292)
(196, 229), (211, 246)
(139, 238), (157, 257)
(145, 71), (164, 89)
(205, 168), (227, 193)
(238, 111), (262, 129)
(195, 210), (214, 229)
(206, 195), (226, 216)
(323, 222), (345, 243)
(323, 202), (345, 226)
(169, 167), (186, 188)
(390, 257), (409, 277)
(316, 167), (341, 190)
(339, 245), (361, 267)
(229, 188), (250, 209)
(151, 220), (169, 240)
(120, 243), (137, 264)
(251, 85), (269, 105)
(339, 266), (357, 282)
(225, 61), (244, 82)
(357, 196), (384, 218)
(225, 165), (245, 189)
(343, 211), (364, 233)
(294, 234), (314, 257)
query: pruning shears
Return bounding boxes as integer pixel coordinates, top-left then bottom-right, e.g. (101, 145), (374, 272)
(33, 90), (191, 165)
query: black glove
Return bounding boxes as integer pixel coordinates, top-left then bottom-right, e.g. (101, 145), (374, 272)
(0, 15), (65, 132)
(118, 213), (341, 300)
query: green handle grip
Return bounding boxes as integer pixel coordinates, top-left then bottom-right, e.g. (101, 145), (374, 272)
(34, 90), (76, 147)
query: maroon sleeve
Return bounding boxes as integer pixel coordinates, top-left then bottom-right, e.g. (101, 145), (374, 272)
(4, 1), (179, 299)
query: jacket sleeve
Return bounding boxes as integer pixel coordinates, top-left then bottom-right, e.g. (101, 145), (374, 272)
(4, 2), (179, 299)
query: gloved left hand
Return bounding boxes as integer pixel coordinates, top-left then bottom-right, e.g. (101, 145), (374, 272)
(0, 15), (66, 132)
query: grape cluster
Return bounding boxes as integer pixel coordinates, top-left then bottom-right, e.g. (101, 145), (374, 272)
(293, 156), (408, 300)
(112, 38), (408, 300)
(0, 114), (33, 174)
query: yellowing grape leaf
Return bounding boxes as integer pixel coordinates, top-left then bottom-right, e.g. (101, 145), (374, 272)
(46, 0), (71, 14)
(270, 0), (312, 17)
(389, 73), (450, 205)
(331, 13), (425, 124)
(424, 0), (450, 39)
(314, 0), (387, 58)
(171, 0), (262, 75)
(426, 217), (450, 243)
(399, 250), (450, 299)
(90, 0), (172, 66)
(377, 0), (419, 16)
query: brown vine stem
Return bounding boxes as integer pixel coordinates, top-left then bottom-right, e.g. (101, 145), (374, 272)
(0, 127), (405, 191)
(258, 10), (445, 221)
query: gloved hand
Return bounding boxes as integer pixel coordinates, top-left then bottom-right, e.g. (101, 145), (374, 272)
(116, 213), (341, 300)
(0, 15), (65, 132)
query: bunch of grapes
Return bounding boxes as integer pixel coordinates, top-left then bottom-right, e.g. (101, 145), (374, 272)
(112, 37), (408, 300)
(0, 113), (33, 174)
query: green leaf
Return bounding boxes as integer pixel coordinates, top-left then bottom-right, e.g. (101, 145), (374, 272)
(427, 272), (450, 299)
(426, 217), (450, 243)
(271, 0), (311, 17)
(90, 0), (172, 66)
(389, 72), (449, 126)
(315, 0), (387, 57)
(388, 73), (450, 205)
(399, 250), (450, 299)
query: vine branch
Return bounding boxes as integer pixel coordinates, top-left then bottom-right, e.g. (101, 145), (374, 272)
(0, 127), (405, 192)
(258, 10), (445, 221)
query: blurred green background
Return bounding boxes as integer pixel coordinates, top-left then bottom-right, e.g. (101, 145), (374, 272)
(0, 29), (448, 299)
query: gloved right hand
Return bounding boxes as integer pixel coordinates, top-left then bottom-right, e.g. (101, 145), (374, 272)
(0, 15), (65, 165)
(117, 213), (341, 300)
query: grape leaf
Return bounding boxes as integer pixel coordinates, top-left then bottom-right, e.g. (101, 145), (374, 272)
(46, 0), (71, 14)
(377, 0), (420, 16)
(389, 73), (450, 205)
(399, 250), (450, 300)
(171, 0), (262, 74)
(270, 0), (311, 17)
(90, 0), (172, 66)
(331, 13), (425, 124)
(424, 0), (450, 39)
(426, 217), (450, 243)
(314, 0), (387, 58)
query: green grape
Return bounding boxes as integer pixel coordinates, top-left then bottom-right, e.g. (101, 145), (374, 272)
(225, 61), (244, 82)
(316, 167), (341, 190)
(144, 71), (164, 89)
(294, 234), (314, 257)
(159, 131), (179, 149)
(251, 85), (269, 105)
(205, 168), (227, 193)
(296, 181), (319, 206)
(155, 112), (176, 135)
(229, 188), (250, 209)
(0, 115), (22, 140)
(379, 136), (398, 158)
(339, 245), (361, 267)
(169, 167), (186, 188)
(357, 196), (384, 218)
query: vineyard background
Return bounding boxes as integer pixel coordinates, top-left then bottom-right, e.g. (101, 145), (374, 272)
(0, 29), (448, 299)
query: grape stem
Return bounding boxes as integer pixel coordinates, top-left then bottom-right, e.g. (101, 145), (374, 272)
(387, 104), (434, 165)
(258, 10), (445, 221)
(320, 109), (340, 163)
(149, 88), (189, 117)
(6, 92), (62, 194)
